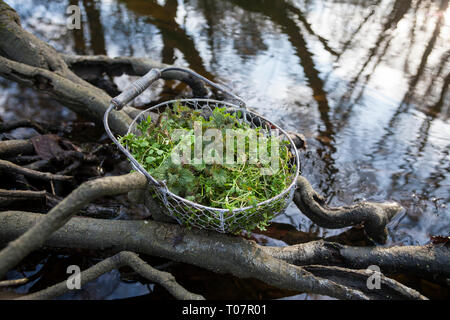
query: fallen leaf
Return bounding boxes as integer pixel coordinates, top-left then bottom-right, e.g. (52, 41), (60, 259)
(31, 134), (64, 160)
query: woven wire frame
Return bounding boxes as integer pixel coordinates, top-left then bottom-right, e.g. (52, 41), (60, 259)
(126, 99), (300, 234)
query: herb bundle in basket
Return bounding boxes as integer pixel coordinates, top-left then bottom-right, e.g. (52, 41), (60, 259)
(119, 101), (295, 233)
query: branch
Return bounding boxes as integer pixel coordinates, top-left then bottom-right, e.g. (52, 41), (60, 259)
(0, 277), (29, 287)
(5, 155), (42, 165)
(0, 140), (34, 158)
(294, 176), (403, 243)
(18, 251), (204, 300)
(0, 55), (132, 135)
(24, 159), (49, 171)
(0, 2), (207, 135)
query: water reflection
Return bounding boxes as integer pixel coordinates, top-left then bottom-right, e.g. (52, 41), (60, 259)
(2, 0), (449, 246)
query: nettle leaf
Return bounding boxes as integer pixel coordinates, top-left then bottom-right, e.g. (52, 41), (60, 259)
(179, 168), (195, 185)
(145, 156), (156, 164)
(211, 167), (228, 186)
(167, 172), (178, 186)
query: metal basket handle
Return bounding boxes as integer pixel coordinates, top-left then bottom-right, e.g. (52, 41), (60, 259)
(103, 66), (246, 187)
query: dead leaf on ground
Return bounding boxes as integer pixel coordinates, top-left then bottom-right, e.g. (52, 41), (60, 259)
(31, 134), (65, 160)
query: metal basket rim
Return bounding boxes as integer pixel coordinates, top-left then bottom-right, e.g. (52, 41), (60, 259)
(126, 98), (300, 214)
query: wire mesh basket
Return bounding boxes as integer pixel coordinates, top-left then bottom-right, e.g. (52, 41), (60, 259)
(104, 67), (300, 234)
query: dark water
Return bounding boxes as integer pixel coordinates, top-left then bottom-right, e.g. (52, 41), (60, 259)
(1, 0), (449, 299)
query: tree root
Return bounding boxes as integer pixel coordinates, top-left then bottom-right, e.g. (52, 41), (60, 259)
(0, 211), (369, 299)
(0, 170), (379, 300)
(0, 189), (46, 199)
(294, 176), (403, 243)
(0, 140), (34, 158)
(0, 119), (59, 134)
(0, 161), (419, 300)
(17, 251), (204, 300)
(0, 159), (73, 182)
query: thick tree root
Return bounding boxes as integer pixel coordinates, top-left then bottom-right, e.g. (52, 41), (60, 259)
(294, 176), (403, 243)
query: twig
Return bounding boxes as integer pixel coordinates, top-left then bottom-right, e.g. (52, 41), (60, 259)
(5, 155), (42, 165)
(55, 160), (81, 176)
(0, 277), (29, 287)
(0, 189), (46, 199)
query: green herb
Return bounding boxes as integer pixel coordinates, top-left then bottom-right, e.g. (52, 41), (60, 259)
(119, 102), (295, 234)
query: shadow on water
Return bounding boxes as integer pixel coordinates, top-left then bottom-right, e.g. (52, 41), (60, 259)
(1, 0), (449, 299)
